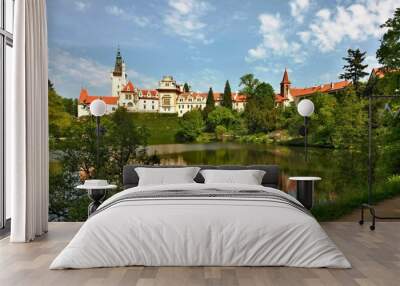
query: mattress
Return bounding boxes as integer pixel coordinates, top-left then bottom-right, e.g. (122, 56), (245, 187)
(50, 183), (351, 269)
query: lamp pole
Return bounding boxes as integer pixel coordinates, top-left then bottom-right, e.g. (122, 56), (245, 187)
(304, 116), (309, 162)
(297, 99), (314, 162)
(96, 116), (100, 169)
(89, 99), (107, 176)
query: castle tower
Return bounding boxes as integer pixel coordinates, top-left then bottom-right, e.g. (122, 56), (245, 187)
(280, 68), (291, 99)
(157, 75), (180, 113)
(111, 48), (127, 97)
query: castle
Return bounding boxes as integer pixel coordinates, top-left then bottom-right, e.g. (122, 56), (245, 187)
(78, 50), (353, 117)
(78, 50), (246, 117)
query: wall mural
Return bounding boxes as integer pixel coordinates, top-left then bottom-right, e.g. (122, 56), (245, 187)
(47, 0), (400, 222)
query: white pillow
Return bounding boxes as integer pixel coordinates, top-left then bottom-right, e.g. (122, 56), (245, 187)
(135, 167), (201, 186)
(200, 169), (266, 185)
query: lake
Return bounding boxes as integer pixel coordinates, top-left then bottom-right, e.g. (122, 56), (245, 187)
(147, 142), (371, 207)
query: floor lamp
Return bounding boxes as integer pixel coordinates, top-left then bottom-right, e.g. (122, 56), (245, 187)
(359, 92), (400, 230)
(89, 99), (107, 172)
(297, 99), (315, 162)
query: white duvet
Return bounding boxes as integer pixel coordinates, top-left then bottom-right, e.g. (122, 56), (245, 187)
(50, 183), (351, 269)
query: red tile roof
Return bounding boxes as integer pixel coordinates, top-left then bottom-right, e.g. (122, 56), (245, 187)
(275, 80), (350, 102)
(79, 88), (118, 105)
(121, 81), (135, 92)
(370, 67), (398, 79)
(139, 89), (159, 99)
(177, 92), (246, 102)
(290, 80), (350, 97)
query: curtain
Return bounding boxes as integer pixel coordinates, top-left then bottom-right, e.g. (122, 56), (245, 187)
(7, 0), (49, 242)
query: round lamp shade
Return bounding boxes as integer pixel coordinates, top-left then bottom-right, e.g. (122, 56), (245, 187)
(297, 99), (315, 117)
(90, 99), (107, 117)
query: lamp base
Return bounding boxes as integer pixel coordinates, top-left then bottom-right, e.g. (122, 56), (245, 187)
(359, 203), (400, 231)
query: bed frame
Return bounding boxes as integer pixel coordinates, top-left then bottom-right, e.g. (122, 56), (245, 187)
(123, 165), (281, 190)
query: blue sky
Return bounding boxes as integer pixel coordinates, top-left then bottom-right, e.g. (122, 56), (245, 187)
(47, 0), (398, 98)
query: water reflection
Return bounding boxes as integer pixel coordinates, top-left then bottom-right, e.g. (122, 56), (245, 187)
(147, 143), (369, 206)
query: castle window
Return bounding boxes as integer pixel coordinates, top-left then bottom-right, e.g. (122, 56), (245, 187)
(163, 96), (171, 106)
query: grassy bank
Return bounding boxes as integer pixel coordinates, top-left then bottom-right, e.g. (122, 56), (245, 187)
(132, 113), (180, 145)
(312, 175), (400, 221)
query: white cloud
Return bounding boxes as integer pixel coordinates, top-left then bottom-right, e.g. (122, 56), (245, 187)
(246, 13), (307, 64)
(164, 0), (214, 44)
(290, 0), (311, 23)
(188, 68), (224, 91)
(232, 11), (247, 21)
(105, 5), (151, 28)
(49, 49), (110, 90)
(297, 31), (311, 43)
(126, 69), (158, 89)
(49, 49), (157, 97)
(105, 5), (124, 16)
(75, 1), (90, 12)
(300, 0), (398, 52)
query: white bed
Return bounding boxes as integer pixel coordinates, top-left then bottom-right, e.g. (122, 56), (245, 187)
(50, 183), (351, 269)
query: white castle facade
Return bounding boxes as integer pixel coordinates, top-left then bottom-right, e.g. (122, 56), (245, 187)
(78, 50), (246, 117)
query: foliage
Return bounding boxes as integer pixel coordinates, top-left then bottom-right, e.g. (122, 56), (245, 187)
(339, 48), (368, 95)
(239, 74), (261, 97)
(62, 97), (78, 117)
(221, 80), (233, 109)
(207, 106), (240, 131)
(49, 107), (158, 221)
(129, 113), (180, 145)
(183, 82), (190, 92)
(309, 93), (337, 147)
(331, 88), (368, 150)
(48, 80), (74, 139)
(215, 125), (228, 141)
(203, 87), (216, 122)
(176, 110), (205, 142)
(243, 82), (277, 133)
(102, 108), (151, 183)
(377, 8), (400, 69)
(312, 175), (400, 221)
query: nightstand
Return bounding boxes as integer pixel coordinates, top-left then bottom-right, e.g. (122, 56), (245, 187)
(76, 180), (117, 216)
(288, 177), (321, 210)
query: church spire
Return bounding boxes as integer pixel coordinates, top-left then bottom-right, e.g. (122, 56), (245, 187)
(280, 68), (291, 98)
(281, 68), (291, 84)
(113, 47), (123, 76)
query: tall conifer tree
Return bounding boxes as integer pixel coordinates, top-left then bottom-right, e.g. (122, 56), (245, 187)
(222, 80), (233, 109)
(339, 49), (368, 95)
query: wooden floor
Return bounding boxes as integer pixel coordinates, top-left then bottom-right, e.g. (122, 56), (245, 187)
(0, 222), (399, 286)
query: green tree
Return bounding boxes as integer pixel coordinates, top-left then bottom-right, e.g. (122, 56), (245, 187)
(222, 80), (233, 109)
(207, 106), (239, 131)
(239, 74), (261, 97)
(183, 82), (190, 92)
(62, 98), (78, 117)
(243, 81), (277, 132)
(176, 110), (205, 142)
(332, 88), (368, 150)
(339, 49), (368, 95)
(48, 80), (73, 139)
(49, 108), (156, 221)
(377, 8), (400, 69)
(203, 87), (215, 119)
(103, 108), (151, 183)
(309, 93), (337, 146)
